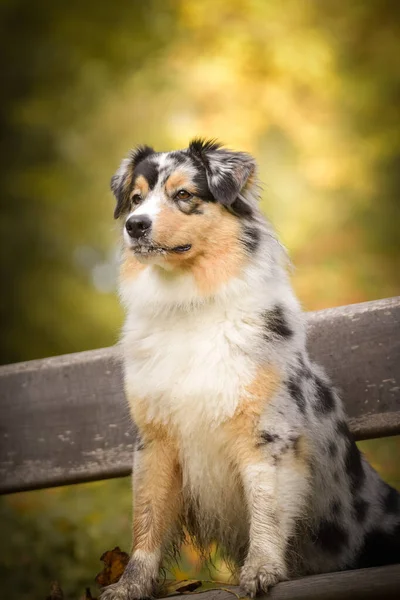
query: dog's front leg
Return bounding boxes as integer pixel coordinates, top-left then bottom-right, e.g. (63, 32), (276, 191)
(101, 430), (181, 600)
(225, 416), (288, 596)
(239, 458), (288, 597)
(236, 440), (311, 597)
(227, 406), (309, 597)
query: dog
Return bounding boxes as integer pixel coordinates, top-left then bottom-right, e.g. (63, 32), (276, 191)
(101, 139), (400, 599)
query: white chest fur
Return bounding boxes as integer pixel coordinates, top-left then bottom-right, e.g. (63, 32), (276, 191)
(120, 263), (298, 437)
(123, 301), (255, 538)
(122, 300), (259, 435)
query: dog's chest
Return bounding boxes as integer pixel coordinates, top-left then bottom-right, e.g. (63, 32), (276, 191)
(122, 305), (258, 431)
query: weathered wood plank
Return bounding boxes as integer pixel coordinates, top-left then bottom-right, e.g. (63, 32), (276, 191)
(192, 564), (400, 600)
(0, 347), (133, 494)
(0, 297), (399, 494)
(306, 297), (400, 439)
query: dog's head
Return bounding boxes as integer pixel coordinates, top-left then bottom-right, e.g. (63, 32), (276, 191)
(111, 139), (261, 274)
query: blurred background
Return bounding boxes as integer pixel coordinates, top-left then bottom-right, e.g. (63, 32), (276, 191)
(0, 0), (399, 598)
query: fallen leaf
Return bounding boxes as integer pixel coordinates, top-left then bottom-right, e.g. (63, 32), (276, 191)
(95, 546), (130, 587)
(46, 581), (64, 600)
(158, 579), (202, 597)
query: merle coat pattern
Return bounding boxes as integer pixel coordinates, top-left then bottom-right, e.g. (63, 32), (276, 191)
(101, 139), (400, 599)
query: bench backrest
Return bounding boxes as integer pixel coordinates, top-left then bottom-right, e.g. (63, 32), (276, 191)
(0, 296), (399, 495)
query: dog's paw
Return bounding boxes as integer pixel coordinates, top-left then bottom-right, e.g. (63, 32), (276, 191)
(100, 555), (157, 600)
(240, 562), (287, 598)
(100, 579), (151, 600)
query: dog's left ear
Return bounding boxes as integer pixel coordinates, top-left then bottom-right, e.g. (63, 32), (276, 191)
(188, 138), (256, 216)
(111, 145), (155, 219)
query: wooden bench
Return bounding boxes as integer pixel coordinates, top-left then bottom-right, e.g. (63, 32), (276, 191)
(1, 296), (399, 599)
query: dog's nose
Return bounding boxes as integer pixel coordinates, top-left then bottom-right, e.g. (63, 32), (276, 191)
(125, 215), (152, 239)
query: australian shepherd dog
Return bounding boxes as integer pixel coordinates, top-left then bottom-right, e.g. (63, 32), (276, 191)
(101, 139), (400, 599)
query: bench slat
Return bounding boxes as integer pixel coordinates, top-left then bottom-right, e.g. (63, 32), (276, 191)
(193, 564), (400, 600)
(0, 296), (399, 494)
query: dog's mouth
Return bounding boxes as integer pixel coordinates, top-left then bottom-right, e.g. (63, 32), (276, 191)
(131, 243), (192, 255)
(169, 244), (192, 253)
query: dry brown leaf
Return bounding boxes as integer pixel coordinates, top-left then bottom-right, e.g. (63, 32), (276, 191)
(46, 581), (64, 600)
(95, 546), (130, 587)
(158, 579), (202, 597)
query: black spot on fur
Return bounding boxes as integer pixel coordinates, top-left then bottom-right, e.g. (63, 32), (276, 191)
(336, 419), (350, 439)
(343, 432), (365, 494)
(297, 353), (305, 368)
(132, 145), (156, 165)
(257, 431), (302, 462)
(190, 165), (215, 202)
(297, 353), (313, 378)
(264, 305), (293, 339)
(230, 197), (253, 217)
(383, 483), (400, 514)
(287, 377), (306, 414)
(313, 377), (335, 414)
(328, 440), (338, 458)
(170, 151), (188, 165)
(333, 471), (340, 483)
(290, 434), (302, 459)
(206, 172), (238, 207)
(188, 137), (222, 157)
(315, 519), (349, 555)
(354, 524), (400, 568)
(331, 499), (342, 517)
(335, 428), (365, 500)
(133, 158), (159, 190)
(241, 226), (260, 253)
(259, 431), (280, 444)
(353, 497), (369, 523)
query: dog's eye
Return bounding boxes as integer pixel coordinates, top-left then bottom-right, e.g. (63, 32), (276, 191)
(175, 189), (192, 200)
(131, 194), (142, 206)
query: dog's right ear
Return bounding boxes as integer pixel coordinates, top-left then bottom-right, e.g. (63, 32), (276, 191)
(111, 145), (155, 219)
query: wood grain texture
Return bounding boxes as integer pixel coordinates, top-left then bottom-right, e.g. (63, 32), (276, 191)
(192, 564), (400, 600)
(306, 296), (400, 439)
(0, 296), (399, 494)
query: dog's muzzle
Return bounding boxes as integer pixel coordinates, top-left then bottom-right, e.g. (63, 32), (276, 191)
(125, 215), (151, 240)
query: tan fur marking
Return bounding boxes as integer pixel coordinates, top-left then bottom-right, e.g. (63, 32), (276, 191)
(242, 366), (281, 411)
(151, 203), (197, 250)
(165, 171), (192, 196)
(191, 206), (245, 295)
(223, 366), (281, 467)
(132, 174), (149, 197)
(151, 202), (246, 296)
(122, 168), (134, 196)
(132, 422), (181, 554)
(127, 393), (152, 430)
